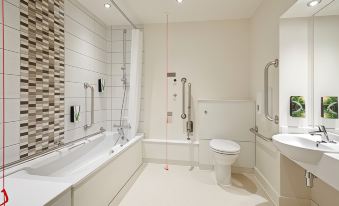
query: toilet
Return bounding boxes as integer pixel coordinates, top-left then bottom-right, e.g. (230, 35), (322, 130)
(209, 139), (240, 186)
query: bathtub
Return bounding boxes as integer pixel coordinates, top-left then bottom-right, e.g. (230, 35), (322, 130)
(10, 132), (144, 206)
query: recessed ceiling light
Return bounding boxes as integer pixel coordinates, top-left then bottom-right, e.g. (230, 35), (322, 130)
(176, 0), (184, 4)
(307, 0), (321, 7)
(104, 3), (111, 8)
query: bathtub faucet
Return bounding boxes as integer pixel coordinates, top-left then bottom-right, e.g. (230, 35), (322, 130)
(117, 127), (125, 140)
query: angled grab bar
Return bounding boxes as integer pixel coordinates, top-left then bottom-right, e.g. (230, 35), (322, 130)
(264, 59), (279, 123)
(84, 82), (94, 129)
(249, 127), (272, 142)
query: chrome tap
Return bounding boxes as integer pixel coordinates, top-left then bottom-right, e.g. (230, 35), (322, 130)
(309, 125), (336, 146)
(117, 127), (125, 140)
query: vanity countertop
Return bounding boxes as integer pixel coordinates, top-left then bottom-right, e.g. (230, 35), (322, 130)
(4, 176), (71, 206)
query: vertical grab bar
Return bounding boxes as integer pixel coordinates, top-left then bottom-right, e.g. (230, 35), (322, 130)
(264, 59), (279, 123)
(84, 83), (94, 129)
(187, 83), (193, 136)
(181, 78), (187, 119)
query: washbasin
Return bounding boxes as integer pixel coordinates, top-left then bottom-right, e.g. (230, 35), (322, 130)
(272, 134), (339, 164)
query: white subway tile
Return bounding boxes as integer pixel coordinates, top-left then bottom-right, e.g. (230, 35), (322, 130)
(0, 121), (20, 147)
(0, 1), (19, 30)
(0, 99), (20, 123)
(0, 143), (19, 164)
(0, 50), (20, 75)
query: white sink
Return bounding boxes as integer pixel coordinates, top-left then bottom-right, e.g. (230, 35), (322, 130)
(272, 134), (339, 164)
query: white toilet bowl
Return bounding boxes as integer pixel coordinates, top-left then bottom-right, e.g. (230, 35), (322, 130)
(209, 139), (240, 186)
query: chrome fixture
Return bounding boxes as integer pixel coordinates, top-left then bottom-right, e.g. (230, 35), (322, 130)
(115, 29), (129, 145)
(84, 82), (94, 129)
(264, 59), (279, 124)
(180, 78), (193, 140)
(305, 170), (316, 188)
(181, 77), (187, 119)
(108, 0), (138, 29)
(309, 125), (336, 146)
(186, 83), (193, 139)
(1, 128), (106, 172)
(249, 127), (273, 142)
(68, 142), (86, 151)
(307, 0), (321, 7)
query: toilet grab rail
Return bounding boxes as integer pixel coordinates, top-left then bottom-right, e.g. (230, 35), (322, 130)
(249, 127), (273, 142)
(264, 59), (279, 124)
(84, 82), (94, 129)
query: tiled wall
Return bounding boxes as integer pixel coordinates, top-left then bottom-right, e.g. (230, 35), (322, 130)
(63, 0), (111, 143)
(106, 27), (144, 133)
(19, 0), (65, 158)
(0, 0), (21, 164)
(0, 0), (137, 164)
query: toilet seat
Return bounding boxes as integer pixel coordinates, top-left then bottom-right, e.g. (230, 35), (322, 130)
(209, 139), (240, 155)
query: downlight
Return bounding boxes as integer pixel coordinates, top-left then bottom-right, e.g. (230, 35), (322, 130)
(307, 0), (321, 7)
(104, 3), (111, 8)
(176, 0), (184, 4)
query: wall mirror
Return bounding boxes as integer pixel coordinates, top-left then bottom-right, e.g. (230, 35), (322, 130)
(279, 0), (339, 134)
(313, 0), (339, 134)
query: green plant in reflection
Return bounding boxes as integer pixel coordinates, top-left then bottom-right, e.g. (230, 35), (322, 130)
(290, 96), (305, 118)
(321, 96), (338, 119)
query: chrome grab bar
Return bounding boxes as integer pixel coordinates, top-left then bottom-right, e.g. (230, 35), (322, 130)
(264, 59), (279, 124)
(113, 124), (131, 129)
(0, 127), (106, 172)
(84, 82), (94, 129)
(181, 78), (187, 119)
(249, 127), (273, 142)
(187, 83), (193, 134)
(68, 142), (86, 151)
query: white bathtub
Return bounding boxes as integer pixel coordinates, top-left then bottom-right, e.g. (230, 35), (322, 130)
(10, 132), (144, 206)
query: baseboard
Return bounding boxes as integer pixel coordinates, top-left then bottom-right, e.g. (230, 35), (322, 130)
(109, 163), (146, 206)
(254, 167), (279, 206)
(279, 196), (311, 206)
(143, 158), (198, 166)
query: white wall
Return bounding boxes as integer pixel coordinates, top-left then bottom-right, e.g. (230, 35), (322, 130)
(64, 0), (111, 143)
(249, 0), (296, 201)
(142, 20), (251, 141)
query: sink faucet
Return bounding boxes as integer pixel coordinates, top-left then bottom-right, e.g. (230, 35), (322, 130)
(309, 125), (336, 145)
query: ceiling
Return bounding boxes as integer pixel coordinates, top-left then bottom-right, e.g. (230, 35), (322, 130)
(281, 0), (335, 18)
(77, 0), (264, 26)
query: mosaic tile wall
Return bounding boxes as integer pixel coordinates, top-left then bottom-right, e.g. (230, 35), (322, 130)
(19, 0), (65, 158)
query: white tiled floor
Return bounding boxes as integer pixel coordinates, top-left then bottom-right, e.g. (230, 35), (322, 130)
(118, 164), (273, 206)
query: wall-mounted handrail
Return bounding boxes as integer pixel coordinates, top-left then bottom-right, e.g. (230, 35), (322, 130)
(249, 127), (273, 142)
(186, 83), (193, 139)
(264, 59), (279, 123)
(84, 82), (94, 129)
(0, 128), (106, 173)
(181, 78), (187, 119)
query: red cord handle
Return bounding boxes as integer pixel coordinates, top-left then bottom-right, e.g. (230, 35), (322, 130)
(0, 189), (8, 206)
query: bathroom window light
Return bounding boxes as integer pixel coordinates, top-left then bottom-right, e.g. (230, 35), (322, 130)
(307, 0), (321, 7)
(104, 3), (111, 8)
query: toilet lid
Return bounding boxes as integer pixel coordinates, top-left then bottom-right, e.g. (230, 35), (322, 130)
(209, 139), (240, 154)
